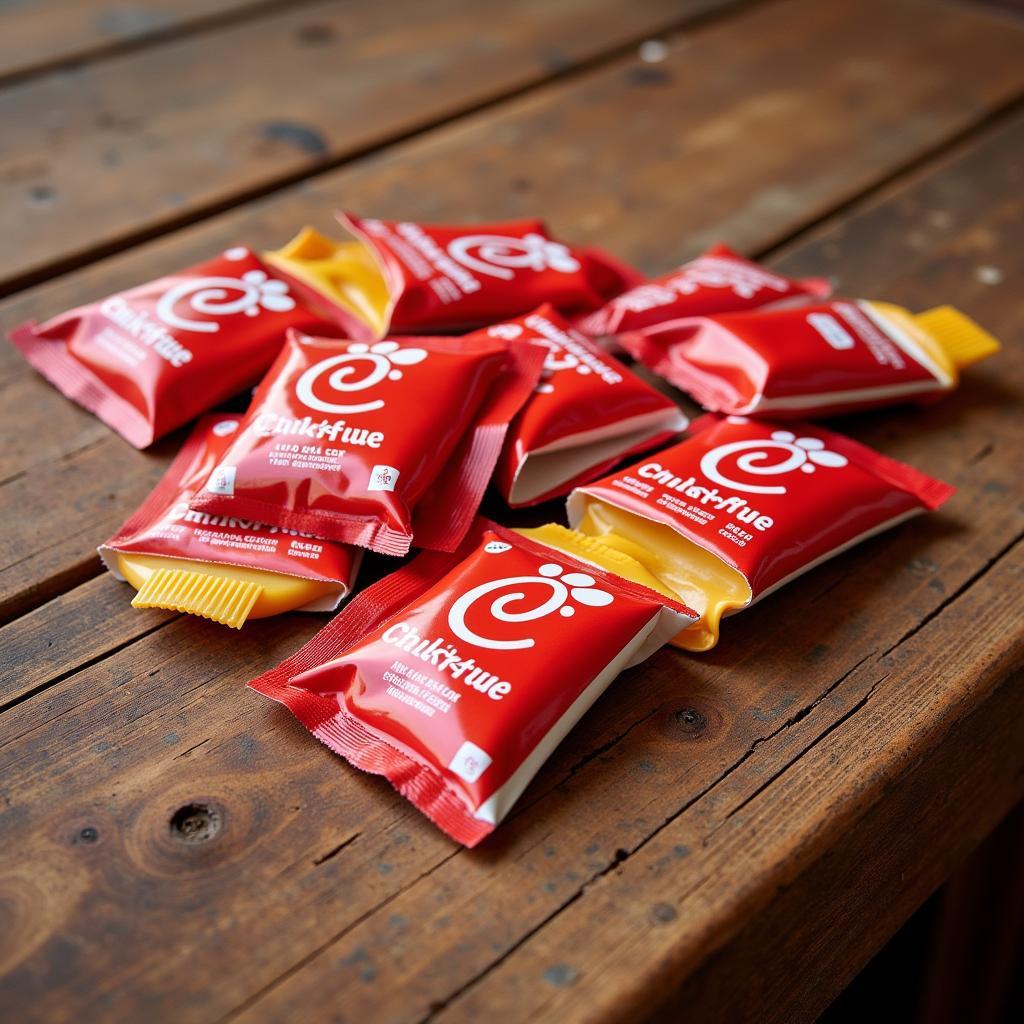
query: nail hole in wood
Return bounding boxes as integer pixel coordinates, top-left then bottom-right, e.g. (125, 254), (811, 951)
(169, 803), (220, 843)
(674, 707), (707, 734)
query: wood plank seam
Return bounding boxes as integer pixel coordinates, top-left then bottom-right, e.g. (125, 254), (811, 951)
(0, 0), (328, 89)
(0, 614), (175, 718)
(220, 847), (466, 1022)
(744, 89), (1024, 264)
(0, 0), (765, 300)
(880, 527), (1024, 656)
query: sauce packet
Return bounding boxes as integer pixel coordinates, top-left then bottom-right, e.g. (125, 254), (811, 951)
(264, 217), (641, 340)
(100, 414), (359, 628)
(188, 330), (544, 555)
(576, 243), (830, 337)
(9, 247), (343, 448)
(620, 300), (1000, 418)
(567, 414), (955, 651)
(489, 305), (688, 506)
(248, 522), (695, 846)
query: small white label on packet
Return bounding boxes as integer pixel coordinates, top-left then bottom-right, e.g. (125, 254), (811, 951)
(448, 741), (492, 784)
(205, 465), (236, 495)
(807, 312), (855, 350)
(368, 465), (400, 492)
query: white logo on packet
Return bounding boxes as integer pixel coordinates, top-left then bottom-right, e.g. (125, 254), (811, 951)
(447, 741), (493, 784)
(700, 430), (848, 495)
(447, 233), (581, 281)
(205, 465), (237, 495)
(295, 340), (427, 415)
(447, 557), (612, 652)
(155, 252), (296, 333)
(368, 465), (400, 492)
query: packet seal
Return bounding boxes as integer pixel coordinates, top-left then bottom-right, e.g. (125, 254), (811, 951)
(413, 341), (546, 551)
(9, 321), (156, 449)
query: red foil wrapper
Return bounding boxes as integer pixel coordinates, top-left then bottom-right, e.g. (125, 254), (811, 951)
(489, 305), (688, 506)
(576, 243), (830, 338)
(100, 414), (358, 608)
(9, 247), (343, 448)
(248, 522), (695, 846)
(570, 414), (954, 606)
(338, 212), (641, 337)
(188, 331), (544, 555)
(618, 300), (998, 419)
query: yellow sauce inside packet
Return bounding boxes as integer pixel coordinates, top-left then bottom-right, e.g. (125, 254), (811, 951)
(117, 553), (338, 629)
(520, 512), (751, 652)
(264, 226), (390, 337)
(867, 301), (1000, 384)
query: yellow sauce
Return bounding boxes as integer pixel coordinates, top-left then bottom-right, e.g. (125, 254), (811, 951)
(264, 226), (391, 337)
(549, 499), (752, 651)
(867, 301), (1000, 383)
(117, 552), (338, 629)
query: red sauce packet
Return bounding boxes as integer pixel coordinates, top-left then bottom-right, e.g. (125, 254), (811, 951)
(568, 414), (954, 649)
(338, 212), (641, 337)
(619, 300), (1001, 419)
(487, 305), (688, 506)
(187, 331), (544, 555)
(9, 247), (342, 448)
(576, 243), (830, 338)
(99, 413), (359, 625)
(248, 522), (695, 846)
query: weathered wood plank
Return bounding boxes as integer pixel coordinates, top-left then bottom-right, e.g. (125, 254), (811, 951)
(0, 0), (295, 83)
(0, 111), (1021, 1020)
(3, 0), (1023, 622)
(437, 550), (1024, 1024)
(0, 0), (725, 292)
(0, 574), (175, 710)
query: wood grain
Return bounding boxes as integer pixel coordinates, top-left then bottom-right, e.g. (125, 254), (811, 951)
(0, 0), (299, 83)
(0, 0), (724, 292)
(0, 574), (175, 710)
(3, 0), (1024, 623)
(0, 106), (1020, 1021)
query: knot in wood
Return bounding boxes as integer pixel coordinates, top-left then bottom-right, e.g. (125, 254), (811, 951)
(169, 803), (221, 844)
(674, 707), (707, 735)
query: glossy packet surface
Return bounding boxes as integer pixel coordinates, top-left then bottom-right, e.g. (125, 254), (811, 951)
(100, 414), (359, 628)
(568, 415), (954, 651)
(489, 305), (688, 506)
(10, 247), (340, 448)
(576, 243), (830, 338)
(248, 523), (695, 846)
(265, 216), (639, 339)
(188, 330), (543, 555)
(621, 300), (1000, 418)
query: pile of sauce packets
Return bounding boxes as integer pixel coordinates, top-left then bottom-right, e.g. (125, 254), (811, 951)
(10, 213), (1000, 846)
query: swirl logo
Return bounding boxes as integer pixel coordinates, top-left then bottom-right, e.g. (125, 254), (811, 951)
(448, 559), (612, 651)
(700, 430), (848, 495)
(447, 233), (581, 281)
(295, 341), (427, 415)
(155, 269), (295, 333)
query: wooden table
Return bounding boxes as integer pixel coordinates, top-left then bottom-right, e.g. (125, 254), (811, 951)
(1, 1), (1022, 1020)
